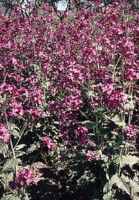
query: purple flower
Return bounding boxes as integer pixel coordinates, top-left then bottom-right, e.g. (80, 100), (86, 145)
(42, 136), (56, 150)
(86, 150), (101, 161)
(15, 167), (42, 187)
(105, 90), (127, 109)
(63, 91), (82, 111)
(75, 126), (88, 144)
(124, 68), (139, 81)
(9, 100), (24, 117)
(100, 83), (114, 95)
(0, 123), (10, 143)
(123, 124), (137, 139)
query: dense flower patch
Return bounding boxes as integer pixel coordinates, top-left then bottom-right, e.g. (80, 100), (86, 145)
(0, 1), (139, 199)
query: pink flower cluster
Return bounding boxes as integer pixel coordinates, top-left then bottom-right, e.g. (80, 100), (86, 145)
(15, 167), (42, 187)
(104, 90), (127, 110)
(0, 13), (45, 122)
(75, 126), (88, 144)
(42, 136), (56, 150)
(123, 124), (137, 139)
(0, 123), (10, 143)
(0, 2), (138, 198)
(0, 1), (138, 150)
(86, 150), (101, 161)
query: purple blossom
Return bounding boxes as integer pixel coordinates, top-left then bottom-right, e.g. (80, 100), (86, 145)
(86, 150), (101, 161)
(63, 91), (83, 111)
(75, 126), (88, 144)
(124, 68), (139, 81)
(42, 136), (56, 150)
(105, 90), (127, 109)
(123, 124), (137, 139)
(15, 167), (42, 187)
(0, 123), (10, 143)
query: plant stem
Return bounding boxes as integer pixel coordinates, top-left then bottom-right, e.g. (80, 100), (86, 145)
(14, 122), (27, 150)
(4, 112), (17, 171)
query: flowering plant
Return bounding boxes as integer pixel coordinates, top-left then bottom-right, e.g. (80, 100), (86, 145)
(0, 1), (139, 199)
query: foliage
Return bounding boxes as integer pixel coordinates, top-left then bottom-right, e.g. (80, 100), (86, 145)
(0, 0), (139, 199)
(103, 155), (139, 200)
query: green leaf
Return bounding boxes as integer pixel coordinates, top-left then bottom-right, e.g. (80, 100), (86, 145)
(110, 115), (126, 128)
(15, 144), (26, 151)
(0, 143), (9, 157)
(0, 172), (13, 189)
(81, 120), (96, 129)
(2, 158), (20, 172)
(8, 123), (20, 138)
(1, 194), (21, 200)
